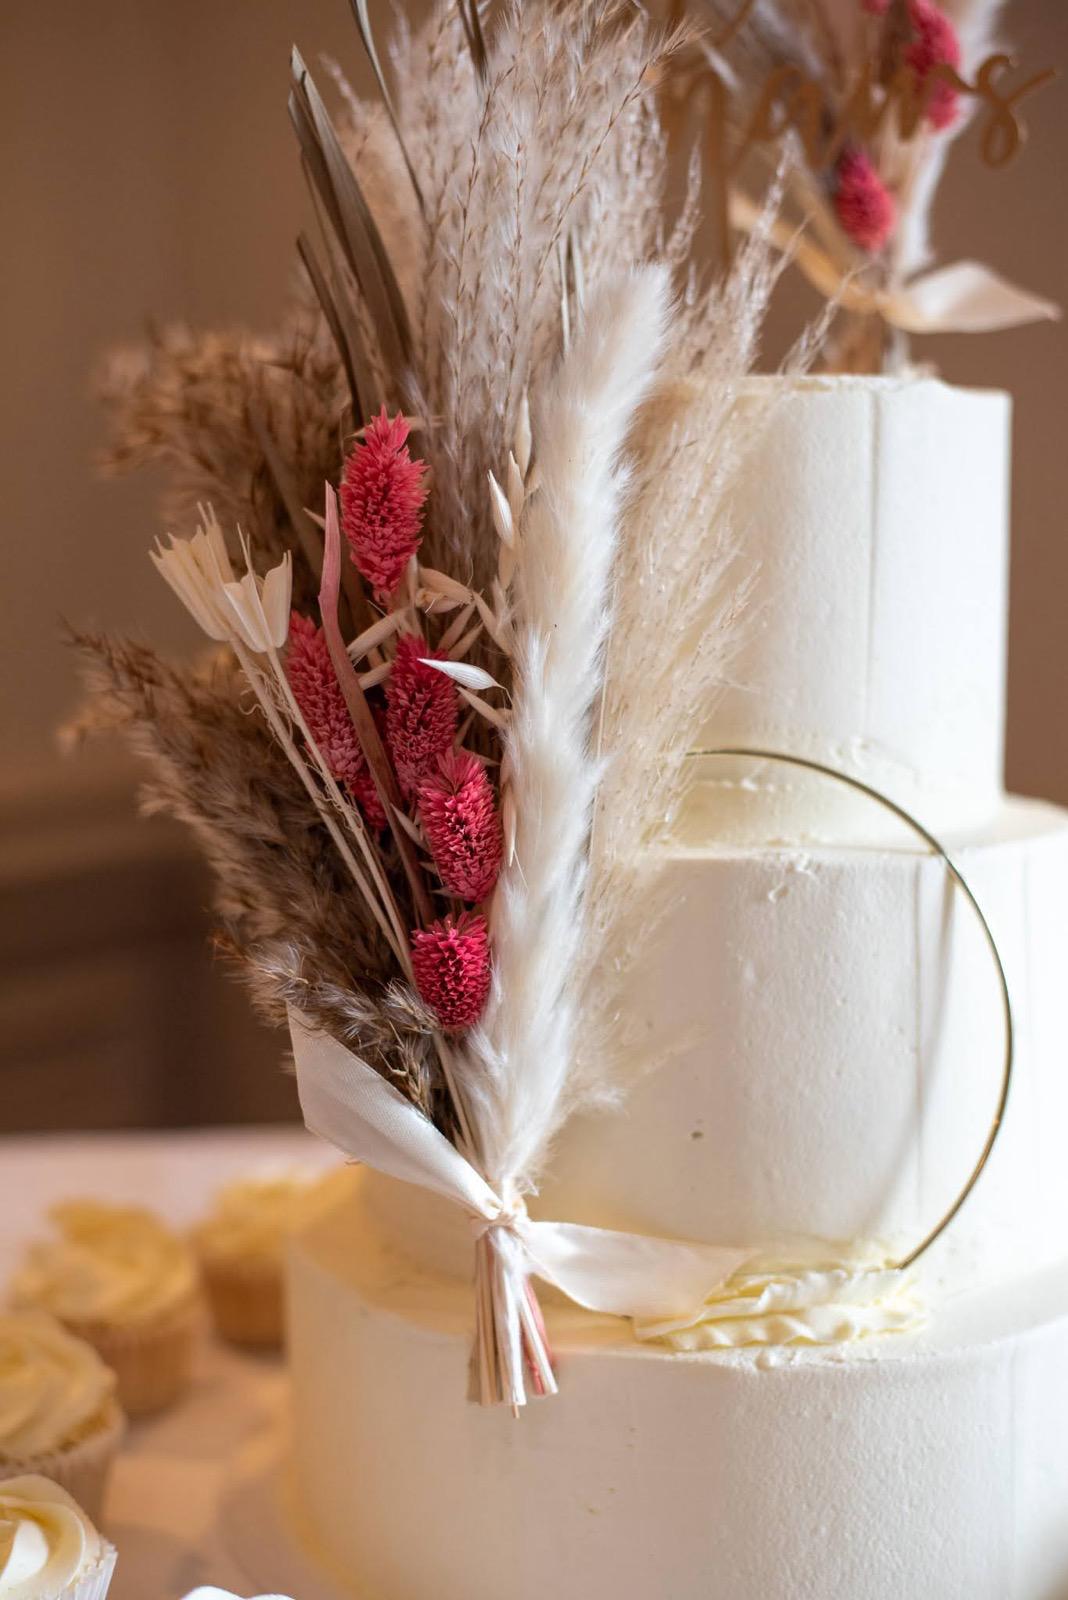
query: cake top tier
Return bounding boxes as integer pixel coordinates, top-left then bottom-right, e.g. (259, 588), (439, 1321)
(695, 374), (1010, 844)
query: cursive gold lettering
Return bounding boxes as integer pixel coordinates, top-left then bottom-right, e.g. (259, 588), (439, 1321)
(971, 54), (1059, 167)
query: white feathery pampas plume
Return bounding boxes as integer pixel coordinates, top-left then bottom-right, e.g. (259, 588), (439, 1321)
(459, 266), (671, 1198)
(571, 225), (787, 1105)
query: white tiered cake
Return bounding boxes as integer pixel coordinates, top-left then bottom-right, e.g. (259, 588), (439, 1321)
(287, 376), (1068, 1600)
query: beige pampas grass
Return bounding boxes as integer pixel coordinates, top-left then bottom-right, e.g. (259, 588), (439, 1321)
(99, 307), (346, 610)
(388, 2), (687, 589)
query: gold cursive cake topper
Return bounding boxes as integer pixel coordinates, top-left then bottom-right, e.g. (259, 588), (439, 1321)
(706, 0), (1056, 183)
(682, 0), (1061, 356)
(689, 747), (1014, 1272)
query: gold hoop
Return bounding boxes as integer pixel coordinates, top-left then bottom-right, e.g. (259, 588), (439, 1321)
(689, 746), (1015, 1273)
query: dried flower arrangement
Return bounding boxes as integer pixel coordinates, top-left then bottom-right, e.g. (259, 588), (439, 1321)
(683, 0), (1058, 369)
(72, 0), (825, 1407)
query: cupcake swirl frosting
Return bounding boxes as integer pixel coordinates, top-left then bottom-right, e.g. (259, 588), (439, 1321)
(0, 1475), (109, 1599)
(194, 1169), (347, 1266)
(0, 1315), (115, 1461)
(11, 1203), (197, 1327)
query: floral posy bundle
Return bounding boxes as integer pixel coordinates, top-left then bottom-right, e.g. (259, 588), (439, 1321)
(75, 0), (1022, 1406)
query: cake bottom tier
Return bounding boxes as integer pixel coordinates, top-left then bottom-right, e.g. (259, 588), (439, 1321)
(287, 1198), (1068, 1600)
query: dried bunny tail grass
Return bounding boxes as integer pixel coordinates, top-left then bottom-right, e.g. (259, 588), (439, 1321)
(390, 0), (687, 589)
(458, 266), (671, 1195)
(69, 628), (393, 992)
(232, 938), (441, 1116)
(97, 304), (345, 608)
(571, 206), (791, 1107)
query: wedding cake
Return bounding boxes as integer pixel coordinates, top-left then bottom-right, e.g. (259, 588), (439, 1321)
(287, 375), (1068, 1599)
(79, 0), (1066, 1595)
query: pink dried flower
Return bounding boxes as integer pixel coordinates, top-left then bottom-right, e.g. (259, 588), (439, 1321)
(410, 913), (492, 1032)
(905, 0), (962, 130)
(340, 409), (428, 600)
(834, 148), (896, 253)
(287, 610), (386, 830)
(386, 634), (459, 794)
(418, 751), (503, 904)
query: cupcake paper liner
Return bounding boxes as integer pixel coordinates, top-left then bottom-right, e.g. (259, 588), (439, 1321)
(1, 1400), (125, 1526)
(201, 1257), (285, 1349)
(68, 1541), (118, 1600)
(63, 1296), (202, 1418)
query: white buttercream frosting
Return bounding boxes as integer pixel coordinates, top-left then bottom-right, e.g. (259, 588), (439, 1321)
(193, 1168), (349, 1267)
(702, 375), (1009, 843)
(634, 1253), (924, 1349)
(0, 1315), (116, 1461)
(0, 1476), (112, 1600)
(180, 1590), (294, 1599)
(11, 1204), (197, 1328)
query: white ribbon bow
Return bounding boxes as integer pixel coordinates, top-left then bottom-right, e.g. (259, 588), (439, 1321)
(289, 1011), (752, 1406)
(290, 1014), (924, 1402)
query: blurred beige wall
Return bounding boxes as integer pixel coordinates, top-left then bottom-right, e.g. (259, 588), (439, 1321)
(0, 0), (1065, 1124)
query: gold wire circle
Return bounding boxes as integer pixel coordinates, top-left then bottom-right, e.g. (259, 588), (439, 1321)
(688, 746), (1015, 1273)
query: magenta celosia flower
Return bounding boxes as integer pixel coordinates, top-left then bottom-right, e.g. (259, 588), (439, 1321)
(834, 148), (896, 253)
(410, 913), (492, 1032)
(287, 610), (386, 830)
(340, 409), (428, 600)
(905, 0), (962, 130)
(385, 634), (459, 794)
(417, 751), (502, 904)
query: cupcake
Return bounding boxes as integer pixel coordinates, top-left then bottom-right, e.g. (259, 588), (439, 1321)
(192, 1168), (348, 1349)
(0, 1474), (117, 1600)
(0, 1313), (123, 1524)
(10, 1203), (202, 1418)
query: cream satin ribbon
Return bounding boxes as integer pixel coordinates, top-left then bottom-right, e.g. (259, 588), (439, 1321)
(730, 190), (1060, 334)
(289, 1011), (919, 1405)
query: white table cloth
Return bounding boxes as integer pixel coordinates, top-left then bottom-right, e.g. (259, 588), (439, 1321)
(0, 1126), (345, 1600)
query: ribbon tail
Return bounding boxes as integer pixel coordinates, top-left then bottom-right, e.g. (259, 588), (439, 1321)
(288, 1008), (501, 1218)
(879, 260), (1061, 335)
(519, 1217), (752, 1322)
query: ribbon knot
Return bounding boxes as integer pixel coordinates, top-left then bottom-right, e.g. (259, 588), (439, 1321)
(469, 1197), (526, 1242)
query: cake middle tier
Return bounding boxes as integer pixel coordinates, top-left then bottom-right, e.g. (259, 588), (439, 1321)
(366, 800), (1068, 1296)
(539, 798), (1068, 1294)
